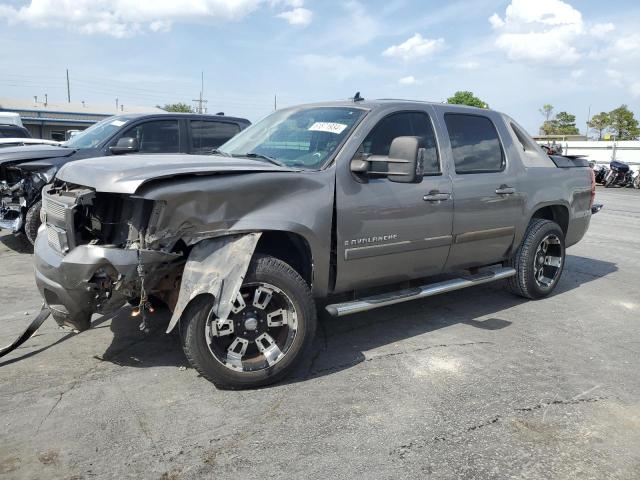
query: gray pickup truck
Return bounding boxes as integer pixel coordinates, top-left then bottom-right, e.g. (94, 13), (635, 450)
(32, 100), (598, 389)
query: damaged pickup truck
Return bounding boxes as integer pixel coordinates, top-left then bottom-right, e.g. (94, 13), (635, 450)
(33, 100), (599, 389)
(0, 112), (250, 244)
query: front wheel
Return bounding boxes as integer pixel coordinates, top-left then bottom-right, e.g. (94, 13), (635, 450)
(506, 219), (565, 300)
(604, 172), (615, 188)
(180, 255), (316, 389)
(24, 199), (42, 245)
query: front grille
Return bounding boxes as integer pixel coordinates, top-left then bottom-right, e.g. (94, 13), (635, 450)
(43, 196), (67, 222)
(47, 225), (65, 252)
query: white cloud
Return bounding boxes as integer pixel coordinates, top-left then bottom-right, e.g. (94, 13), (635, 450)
(398, 75), (419, 85)
(0, 0), (312, 37)
(570, 69), (584, 79)
(277, 7), (312, 26)
(383, 33), (444, 61)
(489, 0), (584, 64)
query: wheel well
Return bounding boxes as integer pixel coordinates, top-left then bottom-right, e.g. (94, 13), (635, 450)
(255, 231), (313, 286)
(531, 205), (569, 236)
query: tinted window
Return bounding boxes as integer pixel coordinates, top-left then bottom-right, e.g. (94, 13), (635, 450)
(445, 114), (504, 173)
(360, 111), (440, 175)
(121, 120), (180, 153)
(191, 121), (240, 154)
(0, 126), (28, 138)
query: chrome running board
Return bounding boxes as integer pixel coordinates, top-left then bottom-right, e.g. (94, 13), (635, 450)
(325, 267), (516, 317)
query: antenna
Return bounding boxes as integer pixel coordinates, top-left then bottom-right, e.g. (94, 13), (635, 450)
(352, 91), (364, 102)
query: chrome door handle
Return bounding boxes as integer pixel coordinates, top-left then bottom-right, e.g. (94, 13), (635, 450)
(423, 192), (451, 202)
(495, 186), (515, 195)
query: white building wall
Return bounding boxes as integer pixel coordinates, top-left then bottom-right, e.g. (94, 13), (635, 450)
(536, 140), (640, 169)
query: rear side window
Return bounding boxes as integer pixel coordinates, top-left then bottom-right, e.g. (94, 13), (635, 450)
(191, 120), (241, 154)
(0, 126), (28, 138)
(360, 111), (440, 175)
(122, 120), (180, 153)
(445, 114), (504, 174)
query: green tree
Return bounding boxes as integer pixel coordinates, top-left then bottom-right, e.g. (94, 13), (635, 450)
(539, 104), (554, 122)
(161, 102), (193, 113)
(608, 105), (640, 140)
(446, 91), (488, 108)
(554, 111), (580, 135)
(540, 120), (558, 135)
(587, 112), (610, 140)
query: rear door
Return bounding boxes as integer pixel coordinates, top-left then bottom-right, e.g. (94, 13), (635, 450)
(439, 110), (523, 270)
(334, 108), (454, 291)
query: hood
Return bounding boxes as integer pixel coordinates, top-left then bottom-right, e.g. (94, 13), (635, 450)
(0, 145), (76, 168)
(56, 154), (299, 194)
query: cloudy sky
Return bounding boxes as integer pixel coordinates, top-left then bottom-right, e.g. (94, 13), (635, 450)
(0, 0), (639, 134)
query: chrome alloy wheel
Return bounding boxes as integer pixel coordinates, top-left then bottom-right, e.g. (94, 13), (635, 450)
(533, 234), (563, 289)
(205, 282), (298, 372)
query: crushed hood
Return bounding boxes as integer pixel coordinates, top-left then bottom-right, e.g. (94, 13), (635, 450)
(56, 154), (299, 194)
(0, 145), (76, 168)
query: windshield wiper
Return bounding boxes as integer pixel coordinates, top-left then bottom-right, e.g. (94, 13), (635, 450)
(210, 149), (230, 156)
(237, 152), (287, 167)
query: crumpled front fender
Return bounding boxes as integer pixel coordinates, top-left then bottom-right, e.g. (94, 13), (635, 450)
(166, 232), (262, 333)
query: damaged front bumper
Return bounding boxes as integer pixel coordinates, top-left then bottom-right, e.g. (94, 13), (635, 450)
(34, 231), (179, 331)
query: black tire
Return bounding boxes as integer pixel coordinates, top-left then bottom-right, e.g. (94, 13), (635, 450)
(180, 255), (316, 389)
(24, 199), (42, 245)
(506, 219), (565, 300)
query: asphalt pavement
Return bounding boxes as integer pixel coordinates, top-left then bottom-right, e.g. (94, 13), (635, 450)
(0, 186), (638, 479)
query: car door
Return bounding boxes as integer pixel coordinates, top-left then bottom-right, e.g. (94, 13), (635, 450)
(113, 118), (184, 154)
(334, 109), (454, 292)
(189, 120), (241, 154)
(439, 110), (523, 270)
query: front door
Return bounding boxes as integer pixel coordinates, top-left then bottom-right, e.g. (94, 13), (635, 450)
(334, 109), (454, 292)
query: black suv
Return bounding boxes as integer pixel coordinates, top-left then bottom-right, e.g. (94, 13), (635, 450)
(0, 113), (250, 244)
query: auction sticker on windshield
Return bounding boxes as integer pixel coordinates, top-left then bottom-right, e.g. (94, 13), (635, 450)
(110, 120), (127, 127)
(308, 122), (348, 134)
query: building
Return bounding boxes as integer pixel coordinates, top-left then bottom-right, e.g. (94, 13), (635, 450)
(0, 98), (165, 140)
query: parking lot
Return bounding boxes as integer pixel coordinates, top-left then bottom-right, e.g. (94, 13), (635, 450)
(0, 187), (638, 479)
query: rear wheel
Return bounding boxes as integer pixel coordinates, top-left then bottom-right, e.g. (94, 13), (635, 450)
(506, 219), (565, 299)
(634, 175), (640, 189)
(180, 255), (316, 389)
(24, 199), (42, 245)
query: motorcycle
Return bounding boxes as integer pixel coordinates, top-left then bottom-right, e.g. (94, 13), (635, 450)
(604, 160), (630, 188)
(592, 164), (610, 185)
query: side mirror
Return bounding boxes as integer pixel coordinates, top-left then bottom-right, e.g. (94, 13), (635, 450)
(109, 137), (139, 155)
(350, 136), (424, 183)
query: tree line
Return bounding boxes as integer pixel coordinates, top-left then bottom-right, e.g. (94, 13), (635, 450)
(539, 104), (639, 140)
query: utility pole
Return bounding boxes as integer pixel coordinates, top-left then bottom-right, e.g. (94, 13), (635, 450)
(115, 98), (119, 111)
(274, 93), (277, 111)
(192, 71), (208, 113)
(66, 69), (71, 103)
(585, 105), (591, 139)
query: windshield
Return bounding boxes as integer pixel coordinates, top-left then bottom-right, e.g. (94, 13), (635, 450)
(218, 106), (366, 169)
(63, 116), (129, 149)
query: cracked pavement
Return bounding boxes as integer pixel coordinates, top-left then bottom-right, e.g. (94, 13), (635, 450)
(1, 187), (639, 479)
